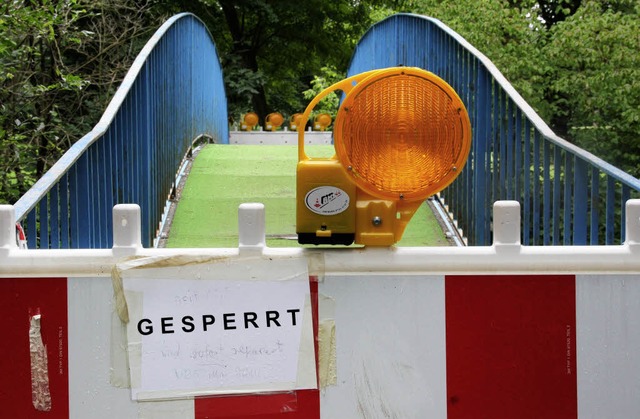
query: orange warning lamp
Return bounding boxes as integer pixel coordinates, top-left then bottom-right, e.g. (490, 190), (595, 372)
(265, 112), (284, 131)
(241, 112), (259, 131)
(296, 67), (471, 246)
(289, 113), (304, 130)
(313, 113), (332, 131)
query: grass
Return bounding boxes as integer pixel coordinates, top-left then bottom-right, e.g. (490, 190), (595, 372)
(166, 144), (450, 248)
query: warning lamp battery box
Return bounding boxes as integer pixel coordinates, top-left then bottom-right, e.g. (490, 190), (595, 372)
(296, 159), (356, 245)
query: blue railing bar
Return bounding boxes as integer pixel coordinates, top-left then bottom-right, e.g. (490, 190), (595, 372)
(523, 123), (531, 245)
(79, 154), (91, 248)
(86, 148), (96, 247)
(574, 158), (588, 244)
(514, 108), (522, 204)
(553, 146), (562, 245)
(491, 82), (498, 204)
(532, 131), (541, 245)
(506, 99), (514, 199)
(590, 169), (599, 245)
(68, 165), (78, 248)
(473, 67), (490, 245)
(622, 185), (631, 243)
(415, 14), (640, 191)
(39, 198), (48, 249)
(97, 139), (105, 247)
(103, 137), (114, 247)
(563, 155), (573, 245)
(606, 177), (615, 244)
(543, 140), (551, 245)
(142, 64), (153, 249)
(13, 13), (200, 222)
(497, 85), (505, 201)
(50, 184), (59, 248)
(27, 208), (36, 249)
(60, 173), (69, 248)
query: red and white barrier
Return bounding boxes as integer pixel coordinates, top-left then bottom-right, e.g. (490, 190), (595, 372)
(1, 201), (639, 418)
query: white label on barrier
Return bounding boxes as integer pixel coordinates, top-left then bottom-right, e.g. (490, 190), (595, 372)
(121, 257), (316, 400)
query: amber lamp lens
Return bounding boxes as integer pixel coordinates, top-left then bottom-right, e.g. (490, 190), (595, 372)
(333, 68), (471, 201)
(267, 112), (284, 126)
(315, 113), (332, 127)
(244, 112), (259, 126)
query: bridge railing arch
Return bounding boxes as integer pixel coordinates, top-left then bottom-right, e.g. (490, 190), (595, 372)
(347, 13), (640, 245)
(13, 13), (228, 249)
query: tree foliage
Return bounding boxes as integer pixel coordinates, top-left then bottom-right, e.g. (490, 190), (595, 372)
(302, 65), (342, 119)
(545, 1), (640, 175)
(165, 0), (396, 123)
(0, 0), (161, 204)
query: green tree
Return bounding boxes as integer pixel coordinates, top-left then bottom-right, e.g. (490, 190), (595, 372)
(302, 65), (342, 119)
(165, 0), (399, 123)
(545, 0), (640, 176)
(0, 0), (161, 204)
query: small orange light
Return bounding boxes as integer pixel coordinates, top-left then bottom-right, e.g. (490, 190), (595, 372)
(265, 112), (284, 131)
(241, 112), (259, 131)
(290, 113), (304, 130)
(333, 67), (471, 201)
(314, 113), (332, 131)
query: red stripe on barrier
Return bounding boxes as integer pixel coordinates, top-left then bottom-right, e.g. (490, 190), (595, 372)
(0, 278), (68, 417)
(195, 389), (320, 418)
(446, 275), (577, 419)
(194, 277), (320, 418)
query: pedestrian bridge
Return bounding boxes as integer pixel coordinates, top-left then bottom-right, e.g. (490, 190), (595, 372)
(1, 12), (640, 419)
(7, 12), (640, 249)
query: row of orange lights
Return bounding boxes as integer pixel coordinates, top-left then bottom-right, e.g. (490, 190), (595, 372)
(240, 112), (333, 132)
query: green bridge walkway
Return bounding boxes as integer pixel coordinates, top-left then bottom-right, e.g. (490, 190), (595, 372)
(163, 144), (452, 248)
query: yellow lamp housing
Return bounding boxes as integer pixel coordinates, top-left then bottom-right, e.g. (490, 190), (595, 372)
(296, 67), (472, 246)
(265, 112), (284, 131)
(241, 112), (259, 131)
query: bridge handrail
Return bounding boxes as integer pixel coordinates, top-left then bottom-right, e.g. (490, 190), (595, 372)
(14, 13), (187, 219)
(348, 13), (640, 245)
(13, 13), (228, 248)
(424, 15), (640, 188)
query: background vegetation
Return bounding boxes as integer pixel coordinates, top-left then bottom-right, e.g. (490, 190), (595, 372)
(1, 0), (638, 204)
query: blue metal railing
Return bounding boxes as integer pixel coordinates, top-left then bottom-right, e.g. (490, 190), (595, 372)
(347, 13), (640, 245)
(14, 13), (228, 249)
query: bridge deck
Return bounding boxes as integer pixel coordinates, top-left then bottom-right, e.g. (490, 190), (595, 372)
(163, 144), (452, 248)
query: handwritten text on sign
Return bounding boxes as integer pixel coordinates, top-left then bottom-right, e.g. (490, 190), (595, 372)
(122, 258), (316, 400)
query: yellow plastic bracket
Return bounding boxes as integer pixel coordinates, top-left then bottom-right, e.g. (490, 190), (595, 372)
(297, 69), (382, 162)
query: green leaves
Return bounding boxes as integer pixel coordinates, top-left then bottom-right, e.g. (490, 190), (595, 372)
(302, 65), (341, 118)
(545, 1), (640, 176)
(0, 0), (159, 204)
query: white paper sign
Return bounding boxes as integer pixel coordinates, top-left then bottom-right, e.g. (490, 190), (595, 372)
(120, 256), (317, 400)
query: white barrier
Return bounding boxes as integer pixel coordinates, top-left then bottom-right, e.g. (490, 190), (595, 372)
(1, 200), (639, 418)
(229, 130), (333, 146)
